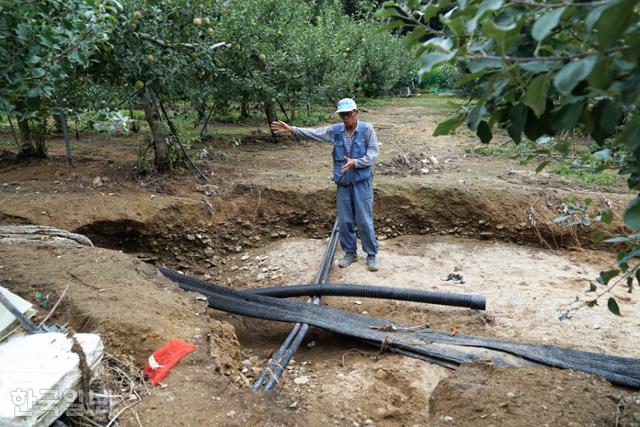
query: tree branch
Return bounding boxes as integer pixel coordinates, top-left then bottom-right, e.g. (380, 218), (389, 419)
(467, 45), (629, 62)
(510, 0), (614, 8)
(133, 32), (228, 51)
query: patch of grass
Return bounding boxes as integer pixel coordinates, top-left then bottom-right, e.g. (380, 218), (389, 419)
(464, 143), (532, 158)
(0, 139), (15, 148)
(360, 95), (463, 110)
(549, 163), (620, 187)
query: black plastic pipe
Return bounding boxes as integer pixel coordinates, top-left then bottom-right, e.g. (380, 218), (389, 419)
(252, 219), (339, 391)
(247, 284), (486, 310)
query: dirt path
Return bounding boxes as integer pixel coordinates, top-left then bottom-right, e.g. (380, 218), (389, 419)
(0, 97), (638, 426)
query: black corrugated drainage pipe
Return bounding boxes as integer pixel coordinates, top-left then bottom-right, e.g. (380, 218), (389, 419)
(246, 284), (486, 310)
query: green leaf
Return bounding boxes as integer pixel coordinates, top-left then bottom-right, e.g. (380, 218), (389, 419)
(535, 160), (550, 173)
(607, 297), (621, 316)
(419, 51), (457, 75)
(597, 269), (619, 285)
(553, 56), (598, 94)
(604, 236), (632, 243)
(525, 72), (552, 118)
(531, 7), (565, 42)
(588, 282), (597, 292)
(467, 59), (502, 73)
(466, 0), (504, 33)
(550, 101), (584, 131)
(477, 120), (493, 144)
(467, 103), (487, 131)
(620, 115), (640, 151)
(591, 231), (605, 243)
(586, 299), (598, 307)
(623, 196), (640, 229)
(636, 268), (640, 287)
(519, 60), (561, 74)
(434, 113), (465, 136)
(507, 103), (528, 144)
(618, 249), (640, 264)
(588, 57), (613, 90)
(422, 37), (454, 51)
(600, 208), (614, 224)
(31, 68), (46, 78)
(483, 19), (519, 55)
(593, 0), (638, 49)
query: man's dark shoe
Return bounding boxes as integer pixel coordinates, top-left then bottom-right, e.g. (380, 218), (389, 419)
(338, 253), (358, 268)
(367, 255), (379, 272)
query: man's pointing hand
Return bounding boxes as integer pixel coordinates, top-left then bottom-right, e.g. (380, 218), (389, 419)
(341, 156), (355, 173)
(270, 120), (293, 133)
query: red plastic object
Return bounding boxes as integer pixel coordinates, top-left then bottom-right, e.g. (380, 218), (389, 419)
(144, 339), (197, 385)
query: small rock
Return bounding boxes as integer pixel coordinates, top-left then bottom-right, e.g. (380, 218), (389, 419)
(420, 168), (429, 175)
(241, 255), (250, 261)
(443, 416), (453, 423)
(507, 392), (516, 399)
(353, 300), (362, 305)
(289, 401), (298, 409)
(256, 273), (266, 281)
(632, 412), (640, 423)
(293, 376), (309, 385)
(91, 176), (103, 187)
(226, 411), (236, 417)
(307, 340), (316, 348)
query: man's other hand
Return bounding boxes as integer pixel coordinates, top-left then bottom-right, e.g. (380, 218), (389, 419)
(341, 156), (356, 173)
(270, 121), (293, 133)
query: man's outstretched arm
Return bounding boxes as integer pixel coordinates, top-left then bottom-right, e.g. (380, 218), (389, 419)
(270, 121), (333, 143)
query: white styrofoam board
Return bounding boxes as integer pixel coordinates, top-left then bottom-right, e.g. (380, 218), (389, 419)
(0, 287), (37, 342)
(0, 333), (104, 427)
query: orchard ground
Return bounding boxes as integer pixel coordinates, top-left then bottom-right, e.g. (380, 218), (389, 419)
(1, 96), (639, 426)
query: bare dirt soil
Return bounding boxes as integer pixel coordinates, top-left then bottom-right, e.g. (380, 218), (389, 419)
(1, 97), (639, 426)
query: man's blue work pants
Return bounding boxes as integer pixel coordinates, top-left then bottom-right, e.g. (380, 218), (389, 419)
(336, 178), (378, 256)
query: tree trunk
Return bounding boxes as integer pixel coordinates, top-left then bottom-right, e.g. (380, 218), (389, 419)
(53, 113), (65, 134)
(195, 102), (206, 128)
(16, 118), (36, 160)
(240, 98), (249, 121)
(264, 100), (277, 137)
(7, 115), (20, 151)
(141, 92), (169, 172)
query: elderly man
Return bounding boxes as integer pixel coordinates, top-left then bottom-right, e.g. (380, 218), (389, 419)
(270, 98), (380, 271)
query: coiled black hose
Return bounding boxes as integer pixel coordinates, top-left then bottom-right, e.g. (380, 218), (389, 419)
(246, 284), (486, 310)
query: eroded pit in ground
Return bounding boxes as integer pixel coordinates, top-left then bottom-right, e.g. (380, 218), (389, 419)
(1, 180), (637, 426)
(67, 183), (620, 279)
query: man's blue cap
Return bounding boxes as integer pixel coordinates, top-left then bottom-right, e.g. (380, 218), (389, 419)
(335, 98), (357, 114)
